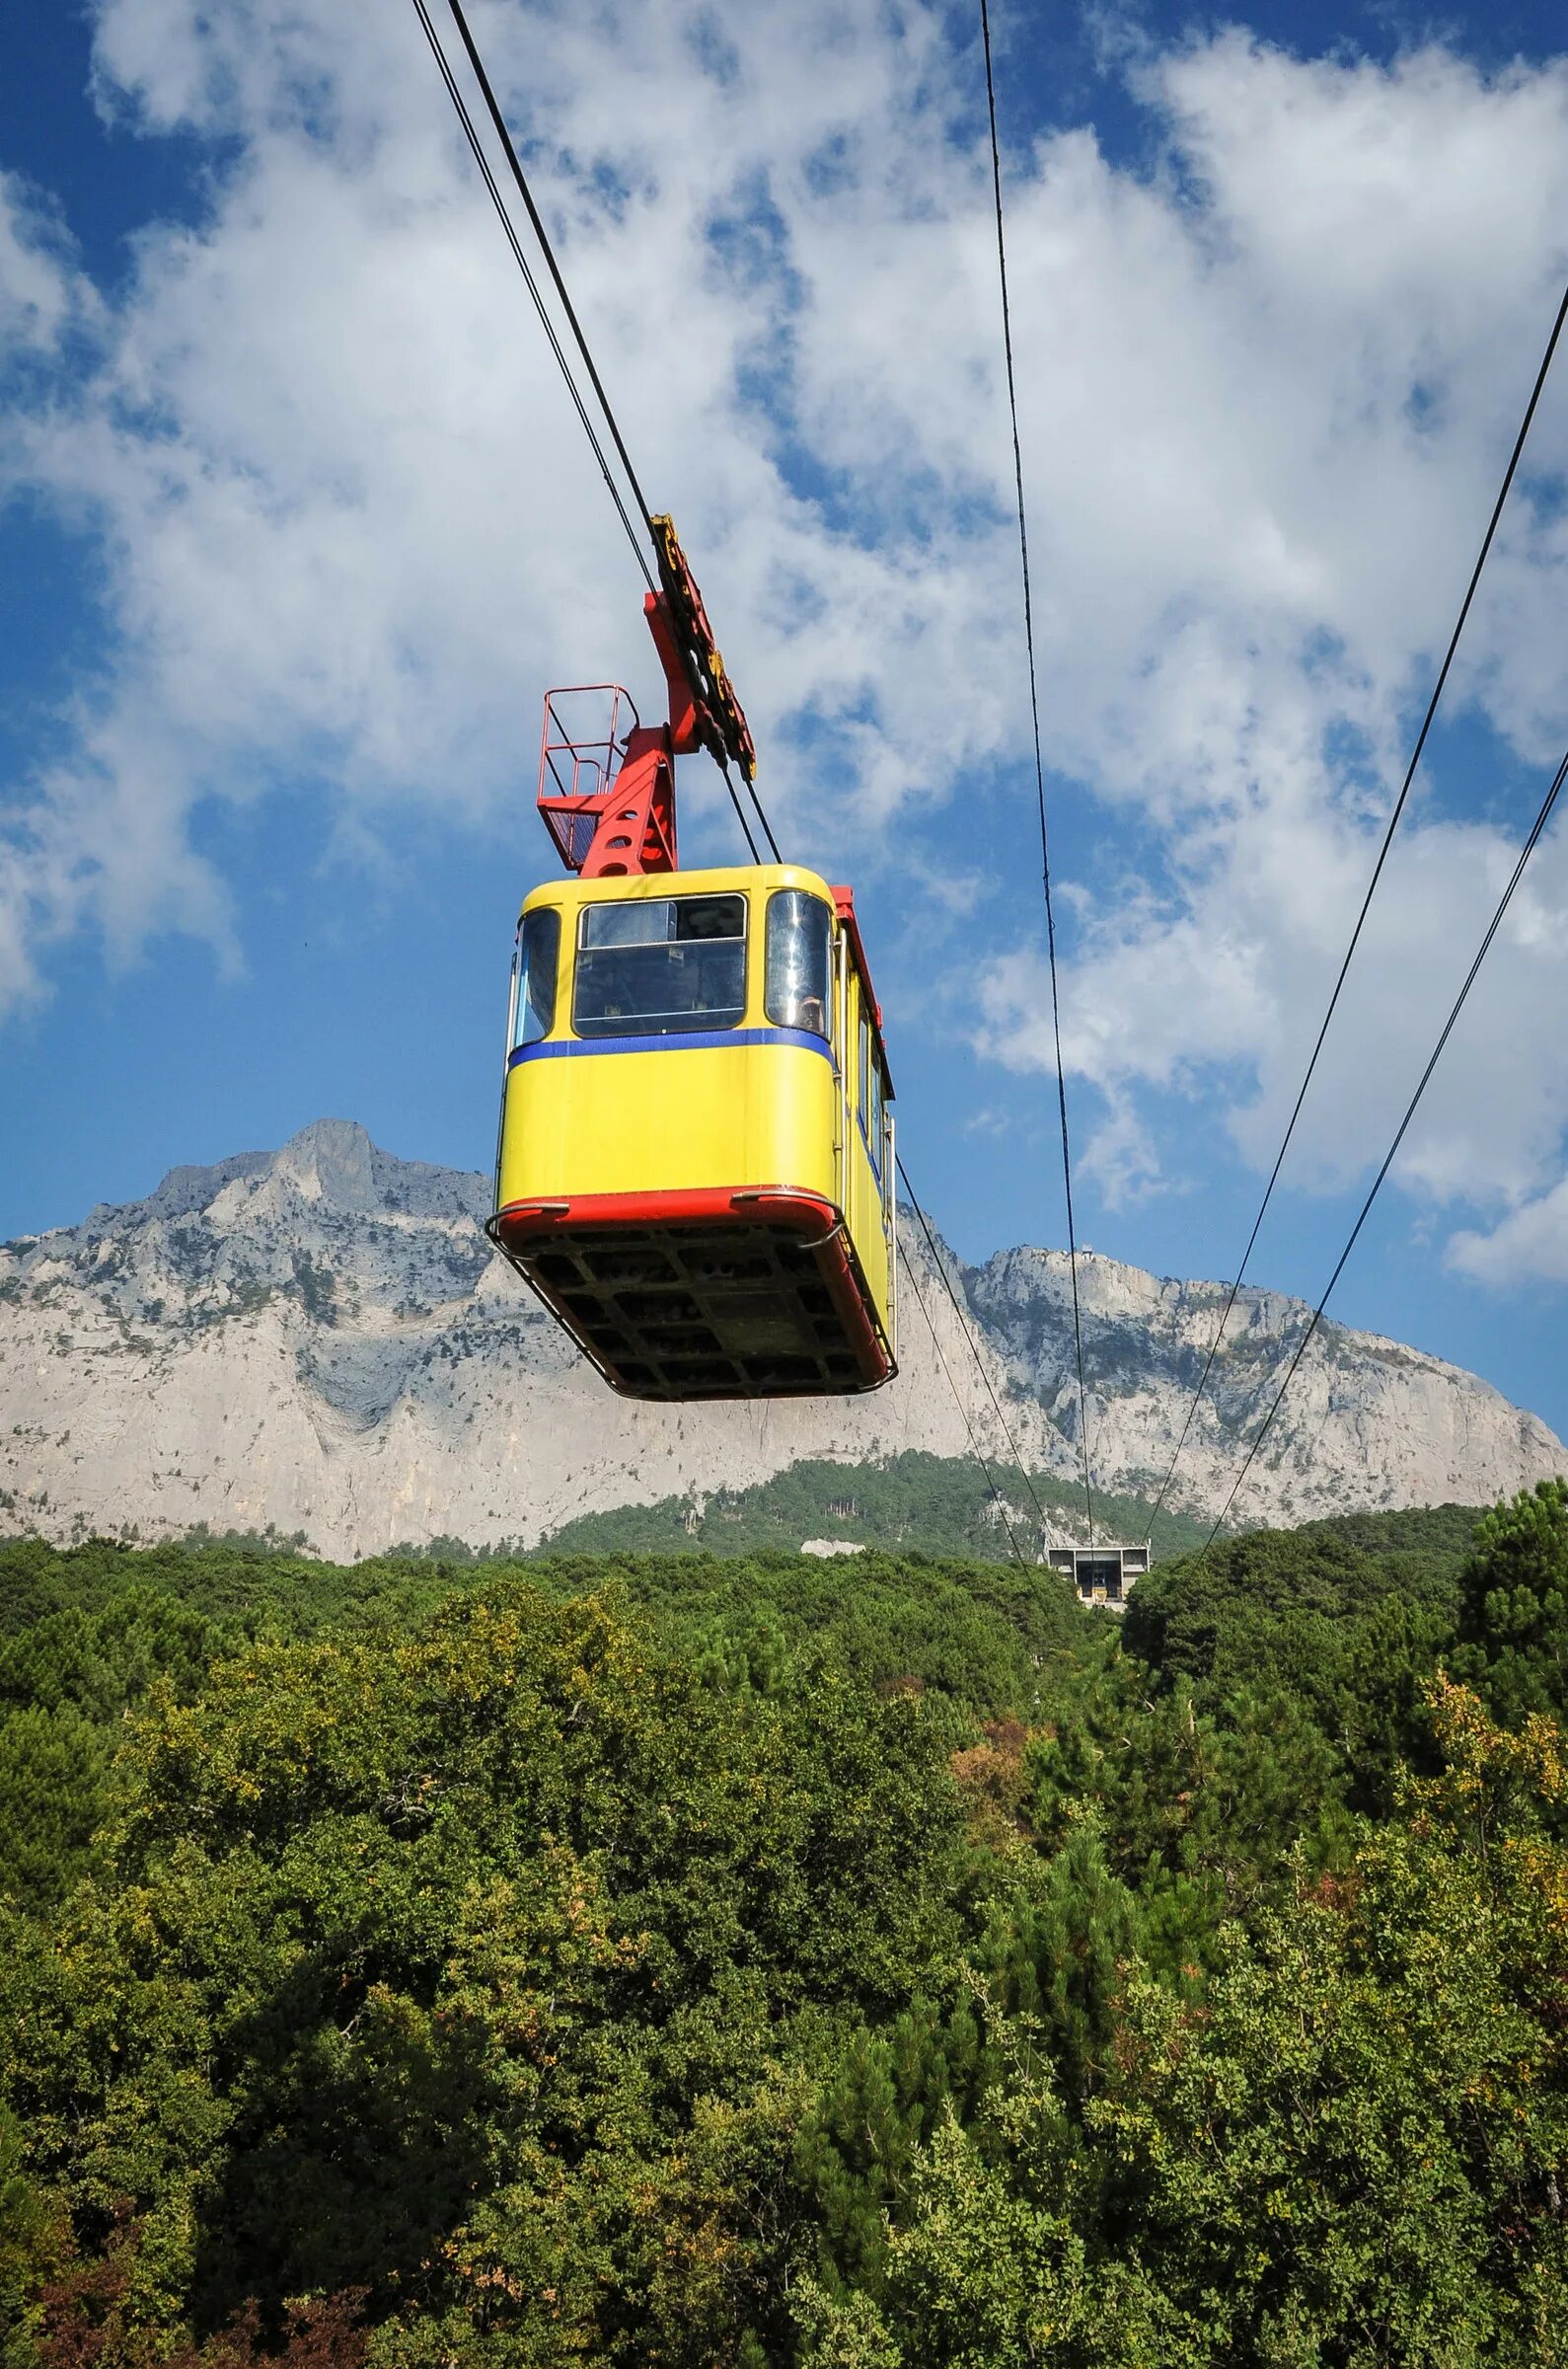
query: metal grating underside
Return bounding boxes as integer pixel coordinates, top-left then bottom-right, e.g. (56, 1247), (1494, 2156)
(541, 806), (601, 870)
(507, 1219), (878, 1399)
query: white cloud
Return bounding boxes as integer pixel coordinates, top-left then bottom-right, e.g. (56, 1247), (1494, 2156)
(967, 34), (1568, 1255)
(0, 174), (87, 353)
(1451, 1178), (1568, 1284)
(5, 6), (1568, 1278)
(3, 0), (1035, 1008)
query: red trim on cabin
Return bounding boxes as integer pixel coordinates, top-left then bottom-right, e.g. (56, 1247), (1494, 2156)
(831, 885), (893, 1089)
(499, 1186), (809, 1231)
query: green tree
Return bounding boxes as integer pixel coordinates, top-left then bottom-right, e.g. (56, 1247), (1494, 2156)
(1456, 1478), (1568, 1728)
(0, 2099), (69, 2369)
(0, 1584), (976, 2363)
(864, 1681), (1568, 2368)
(0, 1706), (111, 1912)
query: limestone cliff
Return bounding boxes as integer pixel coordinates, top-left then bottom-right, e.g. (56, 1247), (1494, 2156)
(0, 1120), (1559, 1558)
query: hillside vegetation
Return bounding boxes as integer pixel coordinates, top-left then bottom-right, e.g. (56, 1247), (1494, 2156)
(529, 1448), (1210, 1562)
(0, 1488), (1564, 2364)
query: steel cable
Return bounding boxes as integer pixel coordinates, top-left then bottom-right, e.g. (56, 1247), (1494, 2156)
(440, 0), (659, 539)
(895, 1236), (1029, 1567)
(896, 1156), (1061, 1547)
(413, 0), (774, 864)
(716, 753), (763, 864)
(1201, 737), (1568, 1550)
(411, 0), (654, 590)
(979, 0), (1095, 1544)
(1152, 272), (1568, 1527)
(440, 1), (790, 874)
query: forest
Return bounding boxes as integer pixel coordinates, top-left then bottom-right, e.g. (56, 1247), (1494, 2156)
(0, 1485), (1564, 2365)
(525, 1448), (1209, 1564)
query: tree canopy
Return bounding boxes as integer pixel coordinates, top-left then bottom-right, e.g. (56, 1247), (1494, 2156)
(0, 1487), (1564, 2363)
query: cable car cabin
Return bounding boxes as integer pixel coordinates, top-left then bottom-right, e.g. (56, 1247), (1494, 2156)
(488, 863), (896, 1401)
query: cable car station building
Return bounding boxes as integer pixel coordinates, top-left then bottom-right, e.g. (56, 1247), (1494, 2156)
(1047, 1540), (1151, 1610)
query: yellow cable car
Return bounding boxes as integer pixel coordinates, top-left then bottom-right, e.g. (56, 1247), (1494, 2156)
(487, 523), (896, 1401)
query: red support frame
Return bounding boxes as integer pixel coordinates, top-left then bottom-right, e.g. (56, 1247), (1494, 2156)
(535, 520), (755, 880)
(535, 595), (694, 877)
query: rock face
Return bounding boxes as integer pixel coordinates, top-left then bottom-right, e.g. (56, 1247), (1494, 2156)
(965, 1246), (1564, 1535)
(0, 1119), (1560, 1559)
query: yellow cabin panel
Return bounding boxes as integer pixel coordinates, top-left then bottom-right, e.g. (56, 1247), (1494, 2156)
(498, 1040), (840, 1208)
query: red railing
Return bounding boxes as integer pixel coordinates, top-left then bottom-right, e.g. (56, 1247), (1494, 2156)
(536, 684), (640, 872)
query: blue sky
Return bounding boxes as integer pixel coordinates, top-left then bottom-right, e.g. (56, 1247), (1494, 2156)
(5, 0), (1568, 1474)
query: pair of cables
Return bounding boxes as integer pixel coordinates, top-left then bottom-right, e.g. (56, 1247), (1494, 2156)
(896, 1155), (1066, 1569)
(1146, 273), (1568, 1542)
(1197, 730), (1568, 1549)
(411, 0), (778, 865)
(976, 6), (1568, 1551)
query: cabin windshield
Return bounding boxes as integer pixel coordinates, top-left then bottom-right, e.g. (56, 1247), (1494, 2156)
(765, 890), (833, 1039)
(573, 893), (747, 1037)
(513, 907), (560, 1048)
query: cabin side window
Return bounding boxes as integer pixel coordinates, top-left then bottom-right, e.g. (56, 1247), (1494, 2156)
(513, 907), (560, 1048)
(858, 1006), (886, 1179)
(572, 893), (748, 1037)
(764, 891), (833, 1039)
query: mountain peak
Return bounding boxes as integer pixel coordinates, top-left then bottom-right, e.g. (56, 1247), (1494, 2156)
(126, 1121), (486, 1232)
(272, 1118), (381, 1211)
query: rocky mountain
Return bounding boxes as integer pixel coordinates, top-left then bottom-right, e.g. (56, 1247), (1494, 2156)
(0, 1119), (1560, 1560)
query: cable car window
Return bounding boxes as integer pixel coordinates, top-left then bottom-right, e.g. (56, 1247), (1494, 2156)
(573, 894), (748, 1036)
(765, 890), (833, 1038)
(859, 1010), (884, 1179)
(513, 907), (560, 1048)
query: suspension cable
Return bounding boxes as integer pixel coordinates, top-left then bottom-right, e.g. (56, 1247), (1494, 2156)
(717, 753), (764, 864)
(728, 753), (783, 864)
(1201, 736), (1568, 1550)
(411, 0), (654, 592)
(979, 0), (1094, 1545)
(440, 0), (659, 538)
(1152, 272), (1568, 1526)
(895, 1237), (1029, 1567)
(897, 1155), (1062, 1545)
(412, 0), (779, 864)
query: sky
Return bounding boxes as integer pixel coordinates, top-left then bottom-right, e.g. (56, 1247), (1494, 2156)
(4, 0), (1568, 1475)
